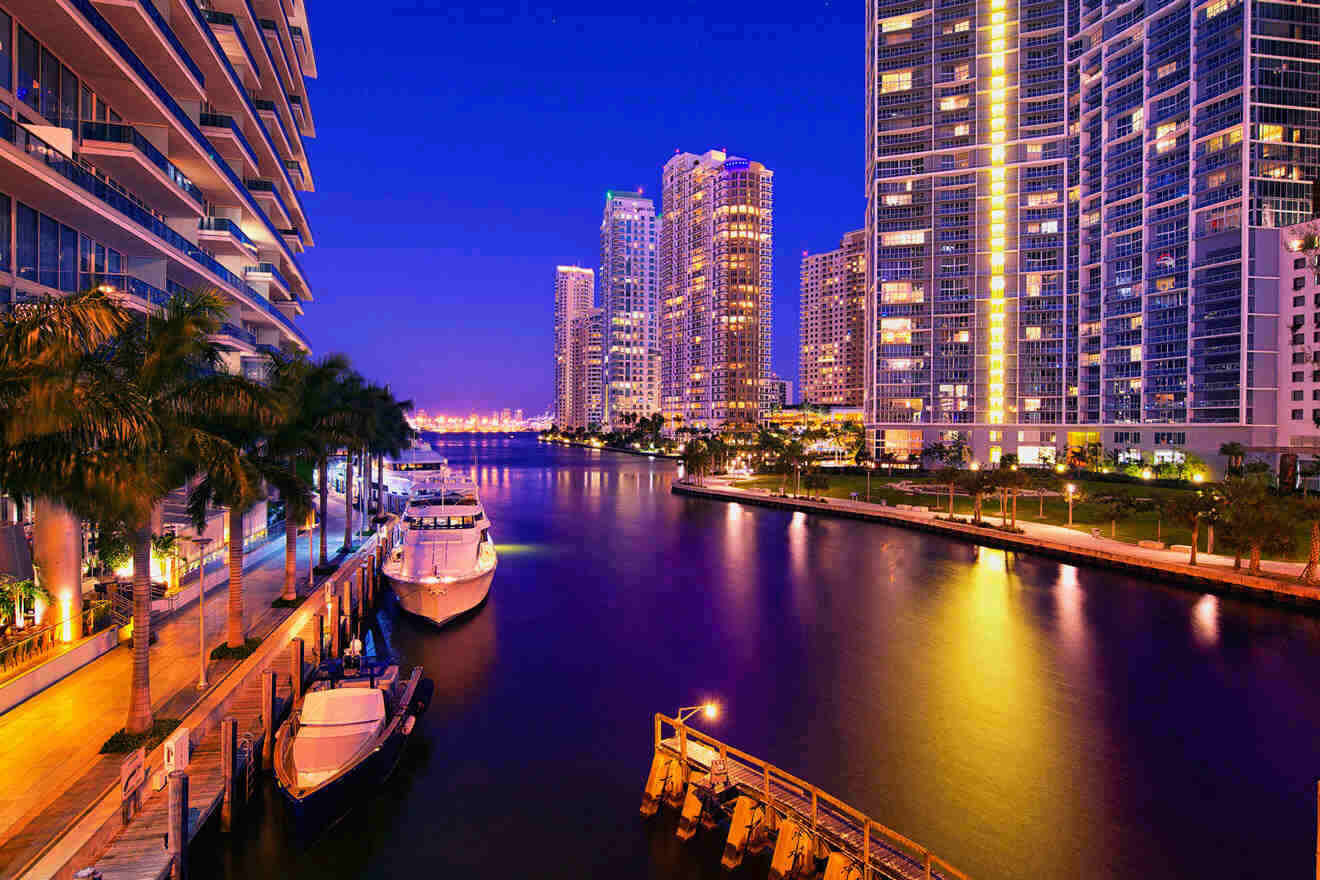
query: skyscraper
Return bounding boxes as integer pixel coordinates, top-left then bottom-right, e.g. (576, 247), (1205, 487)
(569, 307), (605, 429)
(660, 149), (774, 431)
(1, 0), (317, 377)
(600, 191), (660, 426)
(553, 265), (594, 427)
(800, 229), (866, 406)
(865, 0), (1317, 466)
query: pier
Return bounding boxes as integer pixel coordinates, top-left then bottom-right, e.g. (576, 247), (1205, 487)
(642, 713), (967, 880)
(14, 526), (395, 880)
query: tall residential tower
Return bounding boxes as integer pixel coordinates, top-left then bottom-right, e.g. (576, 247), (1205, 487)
(553, 265), (594, 428)
(660, 149), (774, 430)
(865, 0), (1318, 465)
(599, 191), (659, 425)
(801, 229), (867, 406)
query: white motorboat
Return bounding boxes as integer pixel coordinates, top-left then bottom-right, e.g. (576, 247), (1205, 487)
(383, 459), (497, 626)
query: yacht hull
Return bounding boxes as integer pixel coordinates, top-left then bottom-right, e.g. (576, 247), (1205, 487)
(387, 566), (495, 627)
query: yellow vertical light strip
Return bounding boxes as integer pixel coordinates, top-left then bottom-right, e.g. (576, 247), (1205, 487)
(987, 0), (1009, 426)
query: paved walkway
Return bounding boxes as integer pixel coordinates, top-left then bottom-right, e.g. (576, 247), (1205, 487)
(0, 506), (350, 875)
(704, 478), (1309, 581)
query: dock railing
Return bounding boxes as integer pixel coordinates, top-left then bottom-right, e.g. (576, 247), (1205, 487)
(654, 713), (969, 880)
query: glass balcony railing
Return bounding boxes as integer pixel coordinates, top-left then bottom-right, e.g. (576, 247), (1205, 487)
(0, 116), (260, 302)
(200, 10), (260, 76)
(167, 278), (308, 349)
(244, 178), (292, 223)
(67, 0), (308, 288)
(199, 216), (257, 250)
(245, 261), (291, 291)
(79, 122), (204, 204)
(132, 0), (205, 86)
(198, 112), (260, 169)
(219, 322), (256, 345)
(81, 273), (171, 306)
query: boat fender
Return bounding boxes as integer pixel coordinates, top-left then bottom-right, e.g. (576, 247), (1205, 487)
(402, 715), (416, 735)
(410, 678), (435, 717)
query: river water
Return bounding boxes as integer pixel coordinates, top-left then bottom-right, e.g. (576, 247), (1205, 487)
(190, 435), (1320, 879)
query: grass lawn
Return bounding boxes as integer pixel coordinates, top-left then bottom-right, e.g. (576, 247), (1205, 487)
(730, 472), (1316, 564)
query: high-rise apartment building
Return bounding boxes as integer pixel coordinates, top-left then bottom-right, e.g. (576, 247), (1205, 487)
(568, 306), (605, 429)
(552, 265), (599, 429)
(660, 149), (774, 431)
(0, 0), (318, 382)
(801, 229), (866, 406)
(865, 0), (1318, 466)
(599, 191), (659, 426)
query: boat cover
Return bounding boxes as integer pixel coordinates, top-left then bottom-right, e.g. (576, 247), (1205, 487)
(292, 689), (387, 787)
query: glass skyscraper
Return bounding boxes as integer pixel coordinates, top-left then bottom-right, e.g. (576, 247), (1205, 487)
(599, 191), (659, 426)
(866, 0), (1320, 465)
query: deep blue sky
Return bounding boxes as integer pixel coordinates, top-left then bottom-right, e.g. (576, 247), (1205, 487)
(298, 0), (862, 414)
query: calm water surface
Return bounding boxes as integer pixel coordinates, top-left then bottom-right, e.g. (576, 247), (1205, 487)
(191, 435), (1320, 879)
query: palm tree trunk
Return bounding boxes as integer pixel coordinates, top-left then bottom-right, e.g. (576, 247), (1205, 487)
(226, 507), (244, 648)
(1110, 519), (1116, 538)
(282, 514), (297, 601)
(1189, 521), (1199, 565)
(318, 457), (329, 565)
(376, 455), (384, 517)
(1038, 491), (1044, 518)
(32, 497), (82, 639)
(343, 453), (354, 550)
(1011, 493), (1017, 528)
(1249, 543), (1262, 574)
(1206, 523), (1215, 555)
(948, 484), (953, 514)
(126, 525), (154, 735)
(1306, 521), (1320, 584)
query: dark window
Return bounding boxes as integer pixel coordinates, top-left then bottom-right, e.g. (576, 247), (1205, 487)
(59, 65), (77, 130)
(0, 11), (11, 93)
(58, 223), (75, 292)
(0, 193), (9, 273)
(1295, 276), (1307, 290)
(39, 47), (57, 121)
(15, 202), (35, 281)
(16, 27), (36, 111)
(37, 212), (57, 288)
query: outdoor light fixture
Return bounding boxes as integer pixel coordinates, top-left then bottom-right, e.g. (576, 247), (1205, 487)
(677, 702), (720, 724)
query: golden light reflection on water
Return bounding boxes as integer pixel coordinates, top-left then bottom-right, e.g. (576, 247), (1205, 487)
(1055, 565), (1084, 650)
(1192, 594), (1219, 646)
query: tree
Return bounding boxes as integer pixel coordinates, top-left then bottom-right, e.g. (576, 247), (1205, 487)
(955, 470), (995, 524)
(680, 438), (711, 486)
(878, 449), (898, 475)
(1219, 441), (1246, 477)
(1222, 494), (1293, 575)
(934, 466), (960, 514)
(1095, 494), (1142, 538)
(1026, 470), (1061, 518)
(997, 468), (1027, 528)
(1293, 495), (1320, 583)
(1163, 492), (1215, 566)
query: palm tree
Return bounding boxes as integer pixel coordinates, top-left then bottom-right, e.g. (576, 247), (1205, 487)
(1095, 494), (1141, 538)
(680, 438), (711, 486)
(1164, 493), (1215, 566)
(1026, 470), (1060, 518)
(1219, 441), (1246, 477)
(955, 470), (994, 523)
(935, 466), (960, 514)
(1295, 495), (1320, 583)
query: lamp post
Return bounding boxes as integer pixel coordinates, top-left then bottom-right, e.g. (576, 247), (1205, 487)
(1066, 483), (1076, 526)
(307, 514), (316, 594)
(676, 702), (719, 725)
(181, 536), (213, 689)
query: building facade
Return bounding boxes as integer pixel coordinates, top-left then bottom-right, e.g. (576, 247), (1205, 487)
(568, 306), (605, 429)
(599, 191), (660, 426)
(768, 375), (794, 409)
(865, 0), (1317, 468)
(660, 149), (774, 431)
(0, 0), (318, 382)
(800, 229), (866, 406)
(553, 265), (594, 427)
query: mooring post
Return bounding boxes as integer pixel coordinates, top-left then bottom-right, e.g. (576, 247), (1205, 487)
(220, 717), (237, 831)
(342, 580), (353, 628)
(291, 638), (304, 702)
(863, 822), (871, 880)
(330, 598), (342, 658)
(924, 851), (932, 880)
(167, 770), (189, 880)
(261, 670), (276, 766)
(811, 790), (818, 832)
(313, 612), (324, 662)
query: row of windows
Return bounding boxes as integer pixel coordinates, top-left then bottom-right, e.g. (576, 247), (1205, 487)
(0, 193), (124, 292)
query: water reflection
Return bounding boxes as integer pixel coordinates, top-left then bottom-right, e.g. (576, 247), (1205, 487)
(1192, 594), (1219, 647)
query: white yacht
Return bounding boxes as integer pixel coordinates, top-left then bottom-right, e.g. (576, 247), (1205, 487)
(383, 459), (497, 626)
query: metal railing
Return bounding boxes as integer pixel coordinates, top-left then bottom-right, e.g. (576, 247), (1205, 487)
(0, 601), (112, 675)
(654, 713), (969, 880)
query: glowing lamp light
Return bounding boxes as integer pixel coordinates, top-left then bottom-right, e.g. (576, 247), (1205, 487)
(704, 702), (719, 720)
(1141, 468), (1153, 480)
(1055, 463), (1067, 473)
(970, 461), (981, 471)
(59, 597), (73, 643)
(1192, 473), (1205, 484)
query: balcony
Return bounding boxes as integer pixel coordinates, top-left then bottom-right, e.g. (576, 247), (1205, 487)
(279, 227), (305, 254)
(82, 273), (170, 309)
(244, 178), (292, 226)
(78, 122), (204, 216)
(216, 321), (257, 350)
(198, 217), (258, 256)
(200, 10), (261, 82)
(245, 261), (291, 298)
(199, 113), (259, 176)
(91, 0), (205, 102)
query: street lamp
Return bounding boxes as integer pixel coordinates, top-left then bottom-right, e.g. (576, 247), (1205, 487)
(1066, 483), (1076, 526)
(677, 702), (719, 725)
(181, 536), (213, 690)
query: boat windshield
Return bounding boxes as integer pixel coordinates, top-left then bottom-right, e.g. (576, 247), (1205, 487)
(405, 514), (477, 530)
(412, 490), (477, 506)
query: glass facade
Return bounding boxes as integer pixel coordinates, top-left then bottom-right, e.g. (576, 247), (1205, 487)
(599, 192), (660, 425)
(866, 0), (1320, 460)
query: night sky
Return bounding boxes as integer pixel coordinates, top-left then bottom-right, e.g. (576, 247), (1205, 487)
(298, 0), (861, 414)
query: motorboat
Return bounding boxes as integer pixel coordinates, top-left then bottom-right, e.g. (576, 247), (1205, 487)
(383, 459), (497, 626)
(274, 658), (432, 831)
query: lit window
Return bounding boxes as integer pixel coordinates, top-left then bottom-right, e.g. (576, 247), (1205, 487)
(884, 193), (913, 206)
(882, 16), (913, 31)
(882, 71), (913, 93)
(1025, 326), (1042, 340)
(1260, 123), (1283, 142)
(1205, 0), (1227, 17)
(881, 230), (925, 246)
(1157, 61), (1177, 78)
(954, 63), (970, 81)
(953, 123), (970, 136)
(940, 95), (969, 111)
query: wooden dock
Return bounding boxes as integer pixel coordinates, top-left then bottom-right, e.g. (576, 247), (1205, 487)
(92, 653), (296, 880)
(644, 714), (968, 880)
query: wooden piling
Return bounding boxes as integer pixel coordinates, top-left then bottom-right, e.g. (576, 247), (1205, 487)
(330, 598), (341, 658)
(291, 638), (304, 702)
(261, 670), (276, 766)
(313, 612), (324, 662)
(167, 770), (189, 880)
(220, 717), (237, 831)
(341, 580), (353, 629)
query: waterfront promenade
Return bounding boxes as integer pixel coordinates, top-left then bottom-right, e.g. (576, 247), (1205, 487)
(679, 478), (1320, 606)
(0, 506), (346, 877)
